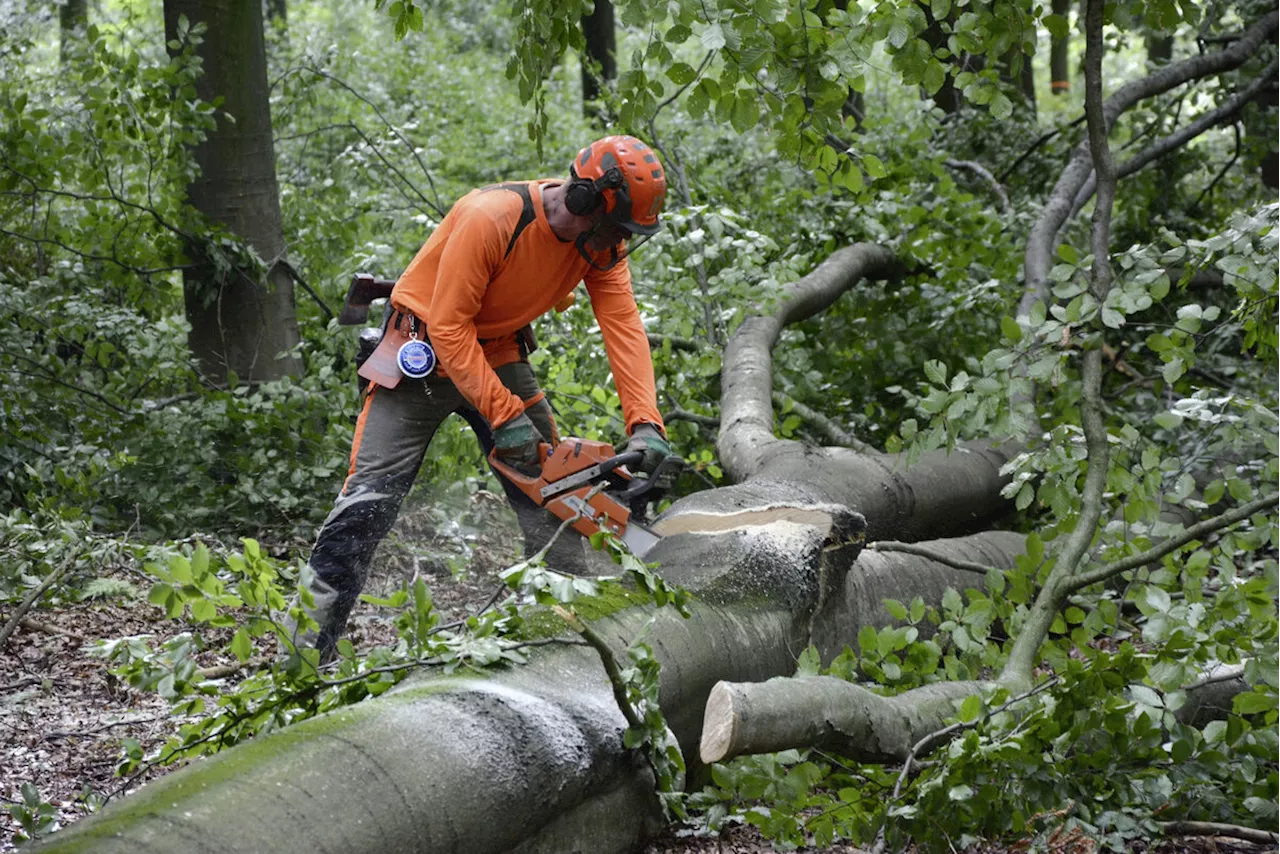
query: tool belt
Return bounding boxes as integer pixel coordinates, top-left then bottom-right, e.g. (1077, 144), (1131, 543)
(356, 310), (538, 392)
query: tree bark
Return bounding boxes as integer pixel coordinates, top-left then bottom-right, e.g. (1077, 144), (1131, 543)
(164, 0), (302, 383)
(581, 0), (616, 120)
(1050, 0), (1071, 96)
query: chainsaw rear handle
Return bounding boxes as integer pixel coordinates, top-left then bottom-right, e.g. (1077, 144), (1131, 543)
(597, 449), (644, 477)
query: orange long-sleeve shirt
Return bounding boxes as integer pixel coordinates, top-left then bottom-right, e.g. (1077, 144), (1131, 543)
(391, 179), (664, 433)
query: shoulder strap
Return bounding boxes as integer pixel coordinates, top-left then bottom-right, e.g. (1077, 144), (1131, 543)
(478, 182), (536, 259)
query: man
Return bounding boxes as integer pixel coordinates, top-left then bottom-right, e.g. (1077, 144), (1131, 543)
(297, 135), (676, 661)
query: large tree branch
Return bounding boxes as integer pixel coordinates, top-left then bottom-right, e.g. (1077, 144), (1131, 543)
(1067, 493), (1279, 592)
(717, 243), (901, 480)
(701, 676), (993, 765)
(1066, 61), (1278, 221)
(1021, 10), (1278, 318)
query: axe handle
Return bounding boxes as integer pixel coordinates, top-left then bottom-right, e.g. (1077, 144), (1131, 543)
(339, 273), (397, 326)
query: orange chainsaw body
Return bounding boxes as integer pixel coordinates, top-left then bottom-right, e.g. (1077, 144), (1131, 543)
(489, 438), (639, 542)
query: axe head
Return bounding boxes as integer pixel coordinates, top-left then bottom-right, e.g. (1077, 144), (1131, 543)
(339, 273), (396, 326)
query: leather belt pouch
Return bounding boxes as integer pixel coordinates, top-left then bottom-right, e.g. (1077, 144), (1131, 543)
(357, 316), (410, 390)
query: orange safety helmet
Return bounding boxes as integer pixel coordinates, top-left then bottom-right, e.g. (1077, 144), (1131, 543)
(565, 135), (666, 236)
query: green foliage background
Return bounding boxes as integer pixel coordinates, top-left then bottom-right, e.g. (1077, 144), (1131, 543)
(1, 0), (1276, 848)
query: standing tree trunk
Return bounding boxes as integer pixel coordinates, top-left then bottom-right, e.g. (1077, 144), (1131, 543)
(164, 0), (302, 383)
(58, 0), (87, 63)
(1050, 0), (1071, 95)
(581, 0), (616, 121)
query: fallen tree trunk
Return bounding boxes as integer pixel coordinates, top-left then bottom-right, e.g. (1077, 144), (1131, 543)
(35, 495), (1023, 853)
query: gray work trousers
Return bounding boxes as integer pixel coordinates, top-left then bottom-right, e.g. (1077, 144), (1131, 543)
(300, 361), (584, 660)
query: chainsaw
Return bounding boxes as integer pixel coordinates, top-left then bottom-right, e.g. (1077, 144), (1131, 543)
(489, 438), (681, 560)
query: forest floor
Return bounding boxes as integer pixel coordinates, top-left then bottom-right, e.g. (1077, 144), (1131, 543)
(1, 490), (1276, 854)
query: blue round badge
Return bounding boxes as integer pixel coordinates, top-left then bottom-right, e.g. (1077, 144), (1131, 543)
(396, 339), (436, 379)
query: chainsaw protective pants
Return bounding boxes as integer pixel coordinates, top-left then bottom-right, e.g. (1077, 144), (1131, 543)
(295, 361), (586, 661)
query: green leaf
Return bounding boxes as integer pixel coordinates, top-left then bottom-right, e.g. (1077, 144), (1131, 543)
(666, 62), (697, 86)
(701, 24), (726, 50)
(1130, 684), (1164, 708)
(149, 583), (174, 607)
(1233, 690), (1276, 716)
(948, 784), (974, 801)
(1142, 586), (1172, 613)
(190, 598), (216, 623)
(1000, 315), (1023, 342)
(988, 91), (1013, 120)
(888, 17), (910, 49)
(796, 646), (821, 676)
(958, 693), (982, 722)
(230, 627), (252, 663)
(924, 359), (947, 385)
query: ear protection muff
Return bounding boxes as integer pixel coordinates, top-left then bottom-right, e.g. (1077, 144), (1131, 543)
(564, 166), (625, 217)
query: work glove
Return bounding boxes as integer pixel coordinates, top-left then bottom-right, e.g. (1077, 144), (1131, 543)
(623, 423), (676, 481)
(493, 412), (545, 477)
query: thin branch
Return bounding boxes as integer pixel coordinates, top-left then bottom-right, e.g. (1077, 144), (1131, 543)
(1159, 821), (1278, 845)
(1068, 493), (1278, 592)
(1191, 120), (1242, 211)
(646, 333), (699, 352)
(553, 606), (642, 729)
(773, 390), (874, 452)
(41, 715), (164, 741)
(997, 114), (1086, 184)
(868, 541), (998, 576)
(314, 637), (582, 690)
(1002, 0), (1120, 684)
(653, 51), (715, 119)
(0, 553), (79, 647)
(0, 226), (192, 277)
(296, 66), (444, 215)
(272, 258), (335, 322)
(663, 406), (720, 429)
(943, 159), (1011, 212)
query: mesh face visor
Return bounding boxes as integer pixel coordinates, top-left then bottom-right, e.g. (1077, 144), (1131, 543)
(574, 218), (657, 272)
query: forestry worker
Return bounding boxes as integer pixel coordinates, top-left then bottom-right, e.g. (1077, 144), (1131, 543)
(293, 134), (677, 662)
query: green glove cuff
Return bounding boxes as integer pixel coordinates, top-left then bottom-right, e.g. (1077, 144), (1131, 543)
(494, 413), (539, 450)
(630, 423), (671, 456)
